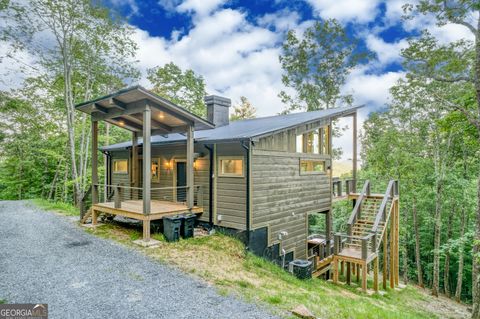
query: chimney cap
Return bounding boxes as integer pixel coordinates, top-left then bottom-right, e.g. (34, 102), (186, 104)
(204, 95), (231, 108)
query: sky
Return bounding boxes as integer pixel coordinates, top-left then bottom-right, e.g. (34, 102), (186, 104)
(0, 0), (474, 161)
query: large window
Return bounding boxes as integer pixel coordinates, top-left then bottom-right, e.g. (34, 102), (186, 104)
(296, 126), (330, 155)
(113, 159), (128, 173)
(151, 159), (160, 182)
(300, 159), (325, 174)
(219, 157), (244, 177)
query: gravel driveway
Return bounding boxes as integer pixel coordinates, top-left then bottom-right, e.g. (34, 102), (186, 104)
(0, 201), (279, 319)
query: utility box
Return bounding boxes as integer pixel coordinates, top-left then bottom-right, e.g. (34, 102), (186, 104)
(289, 260), (313, 280)
(163, 215), (182, 242)
(181, 214), (196, 239)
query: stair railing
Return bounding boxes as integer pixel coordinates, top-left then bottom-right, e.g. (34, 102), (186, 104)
(80, 184), (92, 220)
(371, 180), (399, 250)
(346, 180), (371, 239)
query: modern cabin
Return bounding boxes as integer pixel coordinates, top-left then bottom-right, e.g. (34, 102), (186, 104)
(75, 86), (360, 265)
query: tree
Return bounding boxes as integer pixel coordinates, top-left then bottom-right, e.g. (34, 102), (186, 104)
(230, 96), (256, 121)
(278, 19), (369, 112)
(405, 2), (480, 315)
(0, 0), (138, 205)
(147, 62), (207, 117)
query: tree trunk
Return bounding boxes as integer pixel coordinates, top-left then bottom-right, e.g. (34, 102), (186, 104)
(432, 179), (442, 297)
(455, 206), (466, 302)
(48, 159), (62, 200)
(472, 171), (480, 318)
(444, 209), (453, 297)
(412, 196), (424, 287)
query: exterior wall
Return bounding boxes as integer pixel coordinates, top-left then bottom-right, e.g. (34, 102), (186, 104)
(214, 142), (247, 230)
(108, 144), (211, 222)
(251, 123), (332, 260)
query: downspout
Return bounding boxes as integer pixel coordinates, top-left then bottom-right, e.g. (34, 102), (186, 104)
(241, 140), (251, 249)
(204, 144), (214, 228)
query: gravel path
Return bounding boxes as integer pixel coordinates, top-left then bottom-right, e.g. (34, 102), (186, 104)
(0, 201), (279, 319)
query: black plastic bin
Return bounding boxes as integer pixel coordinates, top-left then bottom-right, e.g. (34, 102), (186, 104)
(289, 259), (313, 279)
(163, 215), (182, 242)
(181, 214), (196, 239)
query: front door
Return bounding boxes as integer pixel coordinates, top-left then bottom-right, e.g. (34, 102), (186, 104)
(176, 162), (187, 202)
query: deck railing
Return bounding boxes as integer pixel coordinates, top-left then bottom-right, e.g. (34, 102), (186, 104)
(92, 184), (204, 210)
(346, 180), (370, 239)
(333, 232), (376, 261)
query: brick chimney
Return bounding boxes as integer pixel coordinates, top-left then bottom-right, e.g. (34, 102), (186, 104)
(205, 95), (231, 127)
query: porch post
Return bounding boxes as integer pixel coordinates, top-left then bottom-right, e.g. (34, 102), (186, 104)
(91, 120), (98, 204)
(352, 111), (358, 191)
(143, 105), (151, 215)
(186, 124), (194, 209)
(132, 132), (139, 198)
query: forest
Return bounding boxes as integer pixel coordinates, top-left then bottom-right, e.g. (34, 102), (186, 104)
(0, 0), (479, 318)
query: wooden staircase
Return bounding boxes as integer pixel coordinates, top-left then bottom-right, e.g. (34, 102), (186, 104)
(330, 180), (399, 292)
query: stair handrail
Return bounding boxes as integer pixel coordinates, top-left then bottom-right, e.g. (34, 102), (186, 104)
(371, 180), (398, 232)
(346, 180), (371, 237)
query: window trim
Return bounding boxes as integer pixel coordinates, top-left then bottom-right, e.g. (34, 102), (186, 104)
(113, 159), (128, 174)
(218, 156), (245, 178)
(299, 159), (326, 175)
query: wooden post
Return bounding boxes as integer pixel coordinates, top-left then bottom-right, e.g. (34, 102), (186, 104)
(132, 132), (139, 199)
(92, 209), (98, 225)
(362, 262), (367, 292)
(340, 261), (345, 276)
(186, 124), (194, 209)
(346, 262), (351, 285)
(352, 112), (357, 192)
(374, 256), (379, 292)
(143, 219), (151, 241)
(395, 199), (400, 286)
(114, 185), (121, 208)
(390, 202), (395, 289)
(356, 264), (360, 282)
(383, 227), (388, 290)
(332, 256), (338, 284)
(326, 210), (332, 251)
(91, 120), (99, 204)
(143, 106), (151, 217)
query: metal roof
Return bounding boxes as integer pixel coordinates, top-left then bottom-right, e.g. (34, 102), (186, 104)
(75, 85), (214, 132)
(101, 105), (361, 151)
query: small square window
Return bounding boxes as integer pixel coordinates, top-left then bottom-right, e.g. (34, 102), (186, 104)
(300, 160), (325, 174)
(113, 159), (128, 173)
(219, 157), (244, 177)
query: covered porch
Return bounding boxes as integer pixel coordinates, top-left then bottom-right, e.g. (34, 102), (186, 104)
(76, 86), (214, 245)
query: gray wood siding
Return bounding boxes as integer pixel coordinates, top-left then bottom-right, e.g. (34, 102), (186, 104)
(252, 130), (332, 259)
(111, 151), (131, 199)
(215, 143), (247, 230)
(109, 144), (211, 222)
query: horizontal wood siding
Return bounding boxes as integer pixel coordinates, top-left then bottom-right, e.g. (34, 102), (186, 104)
(111, 151), (131, 199)
(252, 128), (332, 259)
(215, 143), (247, 230)
(109, 144), (210, 221)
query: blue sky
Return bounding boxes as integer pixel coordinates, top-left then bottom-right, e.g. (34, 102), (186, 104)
(0, 0), (473, 160)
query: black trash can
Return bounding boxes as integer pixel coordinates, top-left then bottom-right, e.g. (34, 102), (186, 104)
(163, 215), (182, 242)
(181, 214), (196, 239)
(289, 259), (313, 280)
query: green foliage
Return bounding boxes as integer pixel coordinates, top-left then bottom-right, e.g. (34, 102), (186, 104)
(31, 199), (79, 216)
(279, 19), (371, 111)
(230, 96), (256, 121)
(147, 62), (207, 117)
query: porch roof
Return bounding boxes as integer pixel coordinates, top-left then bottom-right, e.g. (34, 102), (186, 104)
(75, 86), (214, 133)
(101, 104), (362, 151)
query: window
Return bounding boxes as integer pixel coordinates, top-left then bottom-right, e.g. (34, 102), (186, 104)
(300, 160), (325, 174)
(151, 159), (160, 182)
(113, 159), (128, 173)
(219, 157), (244, 177)
(296, 126), (330, 155)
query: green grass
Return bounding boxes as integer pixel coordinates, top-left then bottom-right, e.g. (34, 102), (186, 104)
(31, 199), (79, 216)
(80, 221), (452, 319)
(0, 299), (6, 304)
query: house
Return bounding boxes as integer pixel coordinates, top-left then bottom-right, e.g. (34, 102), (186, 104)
(75, 86), (361, 266)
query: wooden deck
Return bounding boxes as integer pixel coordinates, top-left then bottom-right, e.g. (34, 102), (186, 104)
(92, 200), (203, 221)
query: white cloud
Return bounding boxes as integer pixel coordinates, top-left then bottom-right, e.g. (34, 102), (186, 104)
(306, 0), (382, 23)
(177, 0), (227, 16)
(365, 35), (408, 66)
(257, 9), (301, 32)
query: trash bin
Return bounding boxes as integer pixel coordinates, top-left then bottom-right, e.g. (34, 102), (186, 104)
(289, 259), (313, 279)
(181, 214), (196, 239)
(163, 215), (182, 242)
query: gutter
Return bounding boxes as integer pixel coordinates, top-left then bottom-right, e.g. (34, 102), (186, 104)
(241, 140), (251, 249)
(203, 144), (215, 228)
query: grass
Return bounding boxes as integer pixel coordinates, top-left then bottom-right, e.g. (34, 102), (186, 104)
(30, 199), (79, 216)
(82, 221), (454, 319)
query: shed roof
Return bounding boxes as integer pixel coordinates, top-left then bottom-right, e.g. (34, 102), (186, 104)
(101, 105), (361, 151)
